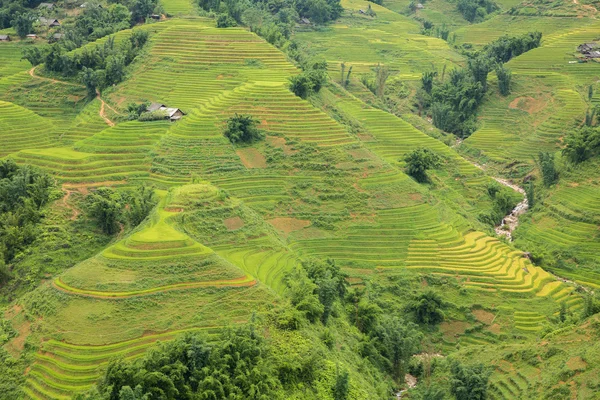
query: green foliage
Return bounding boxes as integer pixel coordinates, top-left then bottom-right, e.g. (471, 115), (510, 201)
(430, 69), (485, 137)
(538, 152), (558, 186)
(332, 367), (349, 400)
(223, 114), (264, 144)
(289, 61), (328, 99)
(127, 101), (151, 120)
(0, 160), (54, 266)
(21, 46), (45, 67)
(450, 361), (490, 400)
(478, 183), (518, 226)
(126, 185), (157, 226)
(86, 185), (156, 234)
(284, 267), (324, 323)
(365, 316), (422, 380)
(413, 384), (446, 400)
(525, 181), (535, 209)
(495, 65), (511, 96)
(467, 56), (491, 92)
(216, 13), (237, 27)
(82, 325), (281, 400)
(404, 147), (442, 183)
(421, 71), (437, 94)
(456, 0), (498, 22)
(37, 28), (149, 89)
(303, 258), (348, 324)
(11, 12), (34, 37)
(410, 290), (445, 325)
(562, 126), (600, 164)
(483, 32), (542, 64)
(86, 187), (123, 235)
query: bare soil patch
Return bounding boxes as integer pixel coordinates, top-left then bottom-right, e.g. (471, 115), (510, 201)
(164, 207), (184, 212)
(224, 216), (245, 231)
(440, 321), (471, 342)
(509, 96), (546, 114)
(473, 309), (495, 325)
(567, 356), (587, 371)
(268, 217), (311, 236)
(486, 323), (502, 334)
(236, 148), (267, 169)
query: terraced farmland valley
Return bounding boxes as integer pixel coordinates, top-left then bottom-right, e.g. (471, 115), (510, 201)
(1, 0), (600, 398)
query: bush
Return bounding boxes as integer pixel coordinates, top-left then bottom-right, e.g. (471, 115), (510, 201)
(216, 13), (237, 27)
(404, 148), (442, 183)
(223, 114), (264, 143)
(450, 361), (490, 400)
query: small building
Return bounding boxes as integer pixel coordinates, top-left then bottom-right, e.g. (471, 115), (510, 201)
(586, 50), (600, 58)
(300, 17), (310, 24)
(163, 108), (184, 121)
(150, 14), (161, 20)
(38, 2), (55, 9)
(416, 3), (425, 8)
(358, 9), (366, 14)
(0, 35), (10, 41)
(39, 17), (61, 27)
(578, 43), (597, 53)
(26, 34), (37, 39)
(147, 102), (166, 112)
(146, 103), (185, 121)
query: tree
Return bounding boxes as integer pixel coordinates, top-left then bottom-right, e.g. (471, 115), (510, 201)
(80, 67), (99, 98)
(411, 290), (445, 325)
(414, 384), (446, 400)
(131, 0), (157, 23)
(86, 188), (122, 235)
(21, 46), (47, 66)
(126, 185), (156, 226)
(332, 367), (349, 400)
(404, 148), (442, 183)
(495, 65), (511, 96)
(525, 181), (534, 210)
(285, 267), (324, 323)
(11, 12), (34, 37)
(217, 13), (237, 27)
(375, 63), (390, 98)
(468, 56), (491, 92)
(562, 127), (600, 164)
(289, 74), (313, 99)
(223, 114), (264, 144)
(450, 362), (490, 400)
(589, 85), (594, 100)
(372, 317), (422, 380)
(538, 152), (558, 186)
(421, 71), (437, 94)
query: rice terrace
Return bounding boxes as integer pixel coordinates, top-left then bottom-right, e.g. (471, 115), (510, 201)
(1, 0), (600, 397)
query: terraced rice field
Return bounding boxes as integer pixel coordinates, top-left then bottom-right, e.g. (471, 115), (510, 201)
(0, 100), (56, 156)
(1, 12), (591, 399)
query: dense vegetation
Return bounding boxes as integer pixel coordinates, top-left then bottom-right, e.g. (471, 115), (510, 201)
(0, 160), (54, 282)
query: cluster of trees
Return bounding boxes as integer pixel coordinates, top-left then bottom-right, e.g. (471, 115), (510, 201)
(478, 182), (518, 227)
(223, 114), (264, 143)
(403, 147), (442, 183)
(23, 30), (149, 97)
(85, 185), (156, 234)
(198, 0), (342, 47)
(6, 0), (159, 39)
(562, 126), (600, 164)
(483, 32), (542, 64)
(288, 59), (328, 98)
(418, 32), (542, 137)
(0, 160), (54, 283)
(76, 325), (281, 400)
(538, 152), (558, 186)
(456, 0), (498, 22)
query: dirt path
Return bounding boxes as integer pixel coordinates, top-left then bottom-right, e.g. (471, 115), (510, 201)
(28, 66), (84, 88)
(61, 185), (80, 221)
(97, 91), (115, 127)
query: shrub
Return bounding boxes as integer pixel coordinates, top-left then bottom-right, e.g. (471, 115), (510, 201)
(404, 148), (442, 183)
(223, 114), (264, 143)
(216, 13), (237, 27)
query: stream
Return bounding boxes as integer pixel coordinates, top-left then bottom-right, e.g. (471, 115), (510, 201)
(470, 163), (529, 242)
